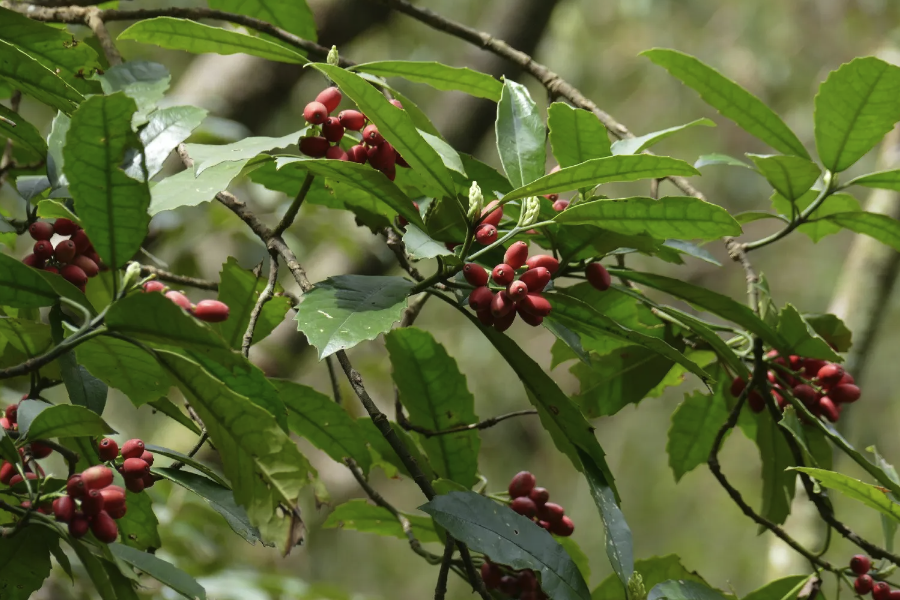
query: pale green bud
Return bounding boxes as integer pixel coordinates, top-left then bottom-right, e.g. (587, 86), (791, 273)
(518, 196), (541, 228)
(327, 45), (340, 67)
(121, 261), (143, 293)
(627, 572), (647, 600)
(467, 181), (484, 220)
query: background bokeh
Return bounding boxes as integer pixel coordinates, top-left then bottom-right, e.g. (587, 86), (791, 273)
(3, 0), (900, 598)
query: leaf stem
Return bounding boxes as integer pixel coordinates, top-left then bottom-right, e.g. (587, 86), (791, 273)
(744, 172), (837, 252)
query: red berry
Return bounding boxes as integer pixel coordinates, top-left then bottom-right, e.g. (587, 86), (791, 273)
(303, 101), (328, 124)
(122, 458), (150, 478)
(747, 390), (765, 413)
(773, 388), (788, 410)
(5, 404), (16, 423)
(69, 512), (89, 538)
(53, 218), (79, 235)
(61, 264), (87, 287)
(54, 240), (77, 263)
(29, 222), (54, 241)
(730, 377), (747, 398)
(552, 199), (570, 211)
(315, 87), (342, 113)
(544, 193), (560, 202)
(817, 363), (845, 387)
(517, 305), (544, 327)
(30, 442), (52, 459)
(855, 575), (874, 595)
(511, 496), (538, 518)
(551, 515), (575, 537)
(475, 224), (498, 245)
(851, 555), (872, 575)
(395, 150), (409, 168)
(519, 267), (550, 293)
(508, 471), (536, 498)
(508, 280), (529, 302)
(381, 163), (397, 181)
(888, 592), (900, 600)
(538, 520), (552, 531)
(499, 576), (520, 596)
(338, 110), (365, 131)
(803, 359), (828, 379)
(193, 299), (230, 323)
(481, 201), (503, 227)
(72, 255), (99, 278)
(140, 451), (154, 467)
(519, 293), (552, 317)
(165, 290), (192, 310)
(389, 98), (403, 109)
(33, 240), (54, 260)
(107, 504), (127, 520)
(818, 397), (840, 422)
(143, 281), (166, 293)
(874, 583), (892, 600)
(322, 117), (345, 143)
(525, 255), (559, 275)
(98, 438), (119, 461)
(0, 417), (9, 430)
(22, 254), (44, 269)
(43, 266), (59, 275)
(792, 384), (819, 409)
(82, 465), (114, 490)
(481, 562), (502, 589)
(66, 475), (85, 498)
(121, 439), (145, 460)
(142, 472), (156, 489)
(529, 487), (549, 505)
(125, 476), (145, 493)
(0, 462), (13, 485)
(491, 290), (516, 318)
(538, 502), (565, 522)
(362, 124), (384, 146)
(476, 310), (494, 327)
(369, 142), (396, 170)
(518, 570), (538, 592)
(468, 286), (494, 312)
(299, 136), (330, 158)
(504, 241), (529, 270)
(493, 310), (516, 332)
(492, 264), (515, 286)
(347, 144), (368, 163)
(463, 264), (488, 287)
(90, 510), (119, 543)
(53, 496), (75, 522)
(9, 473), (37, 486)
(586, 263), (612, 291)
(71, 230), (91, 254)
(830, 384), (861, 404)
(81, 489), (105, 516)
(99, 485), (126, 509)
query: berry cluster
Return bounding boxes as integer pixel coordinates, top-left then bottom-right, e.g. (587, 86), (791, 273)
(299, 86), (409, 181)
(100, 437), (156, 493)
(0, 404), (49, 486)
(481, 560), (547, 600)
(507, 471), (575, 537)
(22, 218), (102, 292)
(730, 353), (860, 422)
(850, 555), (900, 599)
(142, 281), (230, 323)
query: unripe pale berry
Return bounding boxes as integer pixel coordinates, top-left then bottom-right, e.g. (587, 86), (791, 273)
(529, 487), (549, 505)
(389, 98), (403, 109)
(61, 265), (87, 287)
(874, 583), (892, 600)
(322, 117), (345, 143)
(493, 310), (516, 332)
(82, 465), (114, 490)
(303, 101), (328, 124)
(72, 255), (99, 278)
(33, 240), (54, 260)
(69, 512), (89, 538)
(98, 438), (119, 462)
(53, 218), (79, 235)
(81, 489), (105, 516)
(347, 144), (368, 164)
(525, 254), (559, 275)
(54, 240), (77, 263)
(338, 110), (366, 131)
(551, 515), (575, 537)
(475, 224), (498, 245)
(818, 397), (840, 422)
(817, 363), (845, 387)
(66, 475), (86, 498)
(851, 555), (872, 575)
(71, 230), (91, 254)
(508, 471), (536, 498)
(193, 299), (231, 322)
(491, 290), (516, 318)
(121, 439), (145, 460)
(122, 458), (150, 478)
(299, 136), (329, 158)
(53, 496), (75, 522)
(492, 264), (515, 286)
(519, 267), (550, 293)
(855, 575), (874, 595)
(552, 199), (569, 211)
(586, 263), (612, 291)
(143, 281), (166, 293)
(315, 87), (342, 113)
(504, 241), (529, 269)
(510, 496), (537, 518)
(90, 510), (118, 543)
(463, 264), (488, 287)
(830, 384), (861, 404)
(519, 293), (552, 317)
(481, 201), (503, 227)
(29, 221), (54, 241)
(165, 290), (192, 310)
(517, 306), (543, 327)
(508, 280), (529, 302)
(362, 124), (384, 146)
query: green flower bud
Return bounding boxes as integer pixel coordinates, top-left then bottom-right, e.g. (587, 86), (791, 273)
(627, 572), (647, 600)
(518, 196), (541, 227)
(120, 261), (143, 294)
(467, 181), (484, 221)
(327, 45), (340, 67)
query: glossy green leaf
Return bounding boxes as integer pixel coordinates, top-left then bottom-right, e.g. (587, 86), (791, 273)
(742, 575), (811, 600)
(0, 105), (46, 160)
(189, 129), (301, 176)
(815, 57), (900, 172)
(295, 275), (413, 359)
(322, 499), (440, 543)
(460, 153), (513, 196)
(419, 129), (466, 176)
(0, 252), (58, 308)
(502, 156), (700, 201)
(214, 257), (292, 350)
(824, 211), (900, 252)
(757, 414), (795, 528)
(804, 313), (852, 353)
(36, 199), (80, 224)
(0, 526), (58, 600)
(558, 537), (592, 584)
(117, 491), (161, 551)
(694, 153), (753, 169)
(572, 346), (674, 418)
(272, 379), (372, 475)
(131, 106), (207, 179)
(771, 190), (860, 243)
(110, 542), (206, 600)
(208, 0), (316, 42)
(149, 156), (267, 215)
(747, 154), (821, 201)
(146, 445), (228, 487)
(95, 61), (171, 127)
(649, 580), (729, 600)
(311, 64), (457, 201)
(22, 404), (114, 442)
(612, 119), (715, 156)
(846, 169), (900, 191)
(118, 18), (308, 64)
(667, 390), (730, 482)
(148, 398), (201, 434)
(592, 554), (706, 600)
(495, 79), (546, 189)
(68, 538), (134, 600)
(0, 39), (83, 114)
(642, 49), (808, 159)
(421, 491), (591, 600)
(403, 224), (453, 260)
(76, 336), (172, 407)
(64, 93), (150, 269)
(385, 328), (480, 487)
(734, 211), (784, 225)
(354, 61), (502, 101)
(548, 102), (612, 168)
(0, 319), (51, 358)
(555, 196), (741, 241)
(778, 407), (831, 470)
(52, 305), (108, 415)
(106, 292), (230, 350)
(793, 467), (900, 522)
(652, 305), (749, 379)
(776, 304), (842, 361)
(868, 447), (899, 552)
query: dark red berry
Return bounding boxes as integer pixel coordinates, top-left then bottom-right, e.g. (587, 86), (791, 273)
(525, 255), (559, 275)
(504, 241), (529, 270)
(338, 110), (366, 131)
(121, 439), (145, 460)
(818, 397), (840, 422)
(817, 364), (845, 387)
(730, 377), (747, 398)
(53, 218), (79, 235)
(747, 390), (765, 413)
(475, 224), (498, 245)
(508, 280), (529, 302)
(538, 520), (552, 531)
(98, 438), (119, 461)
(122, 458), (150, 478)
(493, 310), (516, 332)
(303, 101), (328, 125)
(792, 384), (819, 409)
(192, 299), (230, 323)
(516, 305), (544, 327)
(481, 201), (503, 227)
(5, 404), (16, 424)
(508, 471), (536, 498)
(518, 293), (552, 317)
(830, 384), (861, 404)
(30, 442), (52, 459)
(165, 290), (192, 310)
(142, 472), (156, 489)
(381, 163), (397, 181)
(552, 199), (570, 211)
(468, 286), (494, 312)
(143, 281), (166, 293)
(326, 145), (349, 161)
(90, 510), (118, 543)
(29, 221), (54, 241)
(888, 591), (900, 600)
(481, 561), (502, 589)
(476, 310), (494, 327)
(510, 496), (538, 518)
(491, 290), (516, 318)
(33, 240), (54, 260)
(518, 570), (538, 592)
(66, 475), (85, 498)
(299, 136), (329, 158)
(850, 555), (870, 577)
(71, 230), (91, 254)
(551, 515), (575, 537)
(538, 502), (565, 522)
(53, 496), (75, 522)
(99, 486), (126, 514)
(586, 263), (612, 291)
(82, 465), (113, 490)
(369, 142), (396, 170)
(395, 150), (409, 168)
(499, 576), (520, 596)
(69, 512), (89, 538)
(529, 487), (549, 505)
(874, 583), (892, 600)
(362, 124), (384, 146)
(0, 462), (13, 485)
(22, 254), (44, 269)
(322, 117), (345, 143)
(125, 476), (145, 493)
(55, 240), (77, 263)
(347, 144), (368, 163)
(463, 264), (488, 287)
(61, 264), (87, 287)
(81, 489), (105, 516)
(855, 575), (874, 595)
(140, 451), (154, 467)
(492, 264), (515, 286)
(803, 359), (828, 379)
(519, 267), (550, 293)
(72, 255), (99, 278)
(315, 87), (342, 113)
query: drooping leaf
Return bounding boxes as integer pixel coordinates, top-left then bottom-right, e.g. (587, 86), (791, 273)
(667, 389), (730, 482)
(771, 190), (861, 243)
(208, 0), (316, 42)
(756, 414), (796, 528)
(294, 275), (413, 359)
(547, 102), (612, 169)
(502, 156), (701, 201)
(742, 575), (811, 600)
(554, 196), (741, 241)
(0, 253), (58, 308)
(385, 328), (480, 487)
(110, 542), (206, 600)
(776, 304), (842, 361)
(824, 211), (900, 252)
(403, 224), (454, 260)
(76, 336), (172, 407)
(592, 554), (706, 600)
(21, 404), (115, 442)
(804, 313), (852, 353)
(149, 156), (268, 215)
(0, 526), (58, 600)
(322, 499), (440, 543)
(421, 491), (591, 600)
(642, 49), (808, 159)
(95, 61), (171, 127)
(0, 39), (83, 114)
(0, 105), (46, 160)
(694, 153), (753, 170)
(116, 490), (161, 551)
(118, 18), (308, 64)
(63, 93), (150, 269)
(747, 154), (821, 202)
(145, 445), (228, 487)
(611, 119), (715, 156)
(793, 467), (900, 522)
(815, 57), (900, 173)
(495, 79), (546, 189)
(571, 346), (674, 418)
(129, 105), (207, 180)
(354, 61), (502, 101)
(214, 257), (292, 350)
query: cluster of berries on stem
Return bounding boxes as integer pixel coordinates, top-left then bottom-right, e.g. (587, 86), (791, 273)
(850, 555), (900, 599)
(507, 471), (575, 537)
(300, 86), (409, 181)
(142, 280), (230, 323)
(22, 218), (103, 291)
(481, 559), (547, 600)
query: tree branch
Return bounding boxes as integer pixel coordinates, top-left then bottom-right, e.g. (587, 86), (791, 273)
(241, 253), (278, 358)
(435, 535), (457, 600)
(83, 7), (122, 66)
(398, 407), (537, 438)
(274, 173), (314, 237)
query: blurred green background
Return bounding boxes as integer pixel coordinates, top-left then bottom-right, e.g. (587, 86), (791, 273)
(4, 0), (900, 598)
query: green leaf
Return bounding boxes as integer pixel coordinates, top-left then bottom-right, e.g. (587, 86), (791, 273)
(310, 64), (458, 201)
(118, 17), (308, 64)
(385, 328), (480, 488)
(294, 275), (413, 359)
(36, 199), (80, 224)
(667, 390), (730, 482)
(419, 129), (466, 176)
(502, 156), (701, 202)
(403, 224), (453, 260)
(649, 580), (729, 600)
(793, 467), (900, 523)
(63, 93), (151, 269)
(132, 105), (207, 180)
(60, 362), (108, 415)
(555, 196), (741, 241)
(116, 490), (161, 551)
(272, 379), (372, 474)
(778, 407), (831, 470)
(0, 318), (51, 358)
(757, 414), (796, 527)
(548, 103), (612, 169)
(323, 499), (440, 543)
(47, 111), (70, 189)
(214, 257), (292, 350)
(0, 39), (83, 114)
(145, 445), (228, 487)
(747, 154), (821, 202)
(868, 446), (899, 552)
(846, 169), (900, 191)
(22, 404), (115, 442)
(592, 555), (706, 600)
(734, 211), (785, 225)
(208, 0), (316, 42)
(0, 526), (58, 600)
(421, 491), (591, 600)
(358, 417), (437, 481)
(824, 211), (900, 252)
(805, 314), (852, 353)
(558, 537), (592, 585)
(156, 351), (311, 550)
(495, 79), (546, 189)
(149, 398), (201, 434)
(68, 537), (133, 600)
(776, 304), (842, 361)
(815, 57), (900, 173)
(572, 346), (675, 418)
(149, 156), (267, 215)
(76, 336), (172, 407)
(694, 153), (753, 169)
(110, 542), (206, 600)
(354, 61), (502, 101)
(651, 305), (749, 379)
(0, 252), (58, 307)
(0, 105), (46, 160)
(189, 130), (301, 176)
(95, 61), (171, 127)
(106, 292), (230, 351)
(742, 575), (811, 600)
(612, 119), (715, 156)
(642, 49), (808, 159)
(771, 190), (861, 243)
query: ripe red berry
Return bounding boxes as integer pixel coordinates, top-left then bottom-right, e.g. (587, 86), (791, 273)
(538, 502), (565, 522)
(519, 267), (550, 293)
(347, 144), (368, 163)
(544, 193), (560, 202)
(552, 199), (570, 211)
(98, 438), (119, 461)
(517, 306), (544, 327)
(142, 472), (156, 489)
(855, 575), (875, 595)
(81, 489), (105, 516)
(193, 299), (231, 323)
(107, 503), (128, 520)
(586, 263), (612, 291)
(9, 472), (38, 486)
(362, 123), (384, 146)
(140, 451), (154, 467)
(22, 254), (44, 269)
(817, 363), (845, 387)
(874, 583), (892, 600)
(518, 570), (538, 592)
(395, 150), (409, 168)
(66, 475), (85, 498)
(508, 280), (529, 302)
(529, 487), (549, 505)
(29, 221), (54, 240)
(303, 101), (328, 124)
(5, 404), (16, 423)
(511, 496), (538, 518)
(504, 241), (529, 270)
(525, 254), (559, 275)
(0, 462), (13, 485)
(369, 142), (396, 170)
(322, 117), (345, 143)
(121, 439), (145, 460)
(792, 384), (819, 408)
(165, 290), (192, 310)
(54, 239), (77, 263)
(338, 110), (366, 131)
(53, 218), (79, 235)
(492, 264), (515, 286)
(33, 240), (54, 260)
(143, 281), (166, 293)
(481, 201), (503, 227)
(551, 515), (575, 537)
(476, 310), (494, 327)
(122, 458), (150, 478)
(90, 510), (119, 543)
(730, 377), (747, 398)
(747, 390), (765, 413)
(71, 230), (91, 254)
(299, 136), (330, 158)
(538, 520), (552, 531)
(125, 476), (145, 493)
(61, 264), (87, 287)
(830, 384), (861, 404)
(481, 562), (502, 589)
(389, 98), (403, 109)
(499, 576), (520, 596)
(30, 442), (52, 459)
(315, 87), (342, 113)
(519, 293), (552, 317)
(467, 287), (493, 312)
(803, 358), (828, 379)
(69, 512), (89, 538)
(463, 264), (488, 287)
(851, 555), (872, 575)
(82, 465), (114, 490)
(491, 290), (516, 318)
(53, 496), (75, 522)
(99, 485), (126, 511)
(72, 255), (99, 278)
(494, 310), (516, 332)
(475, 224), (498, 245)
(381, 163), (397, 181)
(818, 397), (840, 422)
(508, 471), (536, 498)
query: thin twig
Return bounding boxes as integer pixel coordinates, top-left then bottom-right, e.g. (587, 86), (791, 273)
(435, 535), (457, 599)
(241, 254), (279, 357)
(274, 173), (315, 237)
(399, 408), (537, 438)
(385, 228), (422, 281)
(33, 440), (79, 476)
(139, 265), (219, 291)
(83, 8), (122, 66)
(325, 356), (342, 405)
(170, 430), (209, 471)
